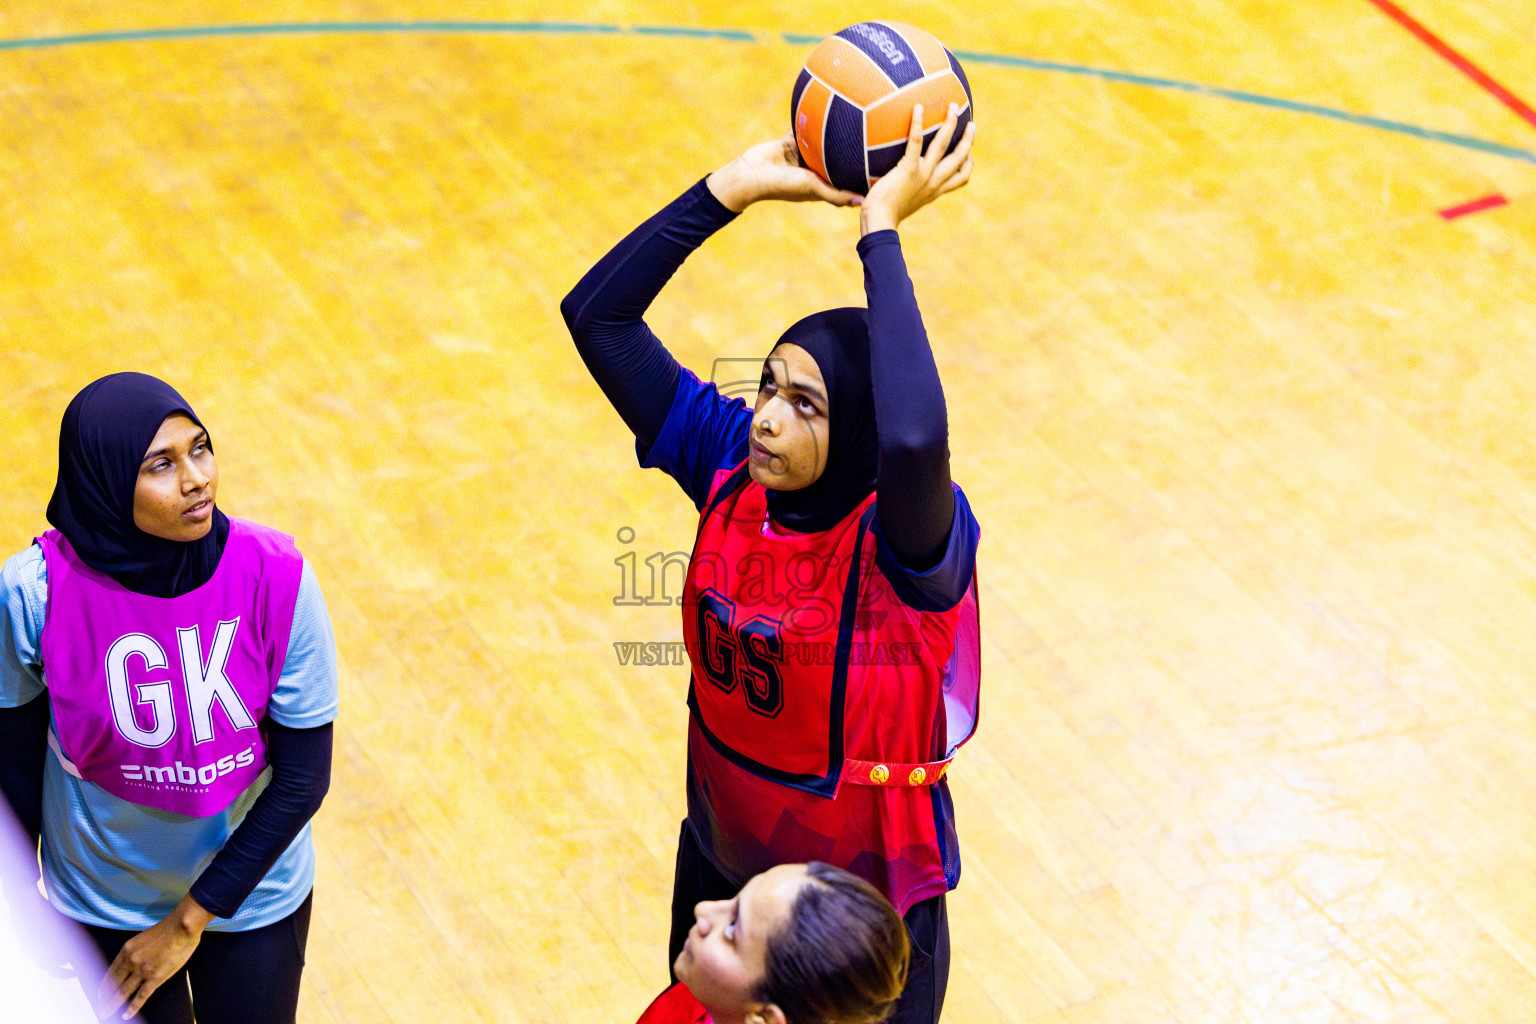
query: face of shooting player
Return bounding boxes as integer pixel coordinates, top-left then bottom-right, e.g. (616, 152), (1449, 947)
(748, 346), (830, 493)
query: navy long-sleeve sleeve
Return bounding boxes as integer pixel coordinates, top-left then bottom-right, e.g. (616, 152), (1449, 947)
(188, 721), (332, 918)
(559, 178), (738, 449)
(0, 694), (48, 842)
(860, 230), (955, 570)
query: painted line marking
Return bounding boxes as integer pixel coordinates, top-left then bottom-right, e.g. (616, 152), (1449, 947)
(632, 25), (754, 41)
(1364, 0), (1536, 132)
(0, 22), (629, 48)
(955, 51), (1536, 165)
(1438, 193), (1509, 219)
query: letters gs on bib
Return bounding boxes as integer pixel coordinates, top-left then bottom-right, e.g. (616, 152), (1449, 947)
(695, 592), (917, 720)
(697, 590), (786, 717)
(106, 618), (258, 746)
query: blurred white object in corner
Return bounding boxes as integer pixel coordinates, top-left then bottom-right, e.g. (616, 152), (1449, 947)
(0, 798), (100, 1024)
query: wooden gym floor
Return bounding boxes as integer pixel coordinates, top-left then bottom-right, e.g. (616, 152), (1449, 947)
(2, 2), (1533, 1021)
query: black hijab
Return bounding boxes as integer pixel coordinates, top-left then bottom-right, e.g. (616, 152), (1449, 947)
(46, 372), (230, 598)
(762, 307), (879, 533)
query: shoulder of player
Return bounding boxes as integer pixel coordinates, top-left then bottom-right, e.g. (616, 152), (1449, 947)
(1, 543), (48, 603)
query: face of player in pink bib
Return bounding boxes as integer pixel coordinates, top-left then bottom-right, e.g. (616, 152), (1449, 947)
(674, 863), (807, 1024)
(749, 344), (830, 492)
(133, 414), (219, 543)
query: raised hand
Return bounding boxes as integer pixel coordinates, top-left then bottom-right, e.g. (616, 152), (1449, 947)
(706, 133), (864, 213)
(860, 103), (975, 235)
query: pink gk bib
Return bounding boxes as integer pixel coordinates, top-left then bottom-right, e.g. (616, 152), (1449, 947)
(38, 518), (303, 816)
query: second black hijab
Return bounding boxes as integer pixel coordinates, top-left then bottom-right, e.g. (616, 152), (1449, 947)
(762, 307), (879, 533)
(46, 372), (230, 599)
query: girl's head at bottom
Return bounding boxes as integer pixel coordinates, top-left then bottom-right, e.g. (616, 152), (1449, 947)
(674, 861), (910, 1024)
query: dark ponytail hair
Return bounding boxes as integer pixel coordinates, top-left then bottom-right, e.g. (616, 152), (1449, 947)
(755, 862), (910, 1024)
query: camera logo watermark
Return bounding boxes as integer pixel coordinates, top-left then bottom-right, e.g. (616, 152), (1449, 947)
(711, 356), (773, 401)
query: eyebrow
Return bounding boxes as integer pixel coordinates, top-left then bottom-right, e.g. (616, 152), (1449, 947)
(140, 430), (209, 464)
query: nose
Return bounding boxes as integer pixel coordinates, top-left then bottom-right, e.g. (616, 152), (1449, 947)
(693, 898), (727, 933)
(756, 398), (788, 436)
(182, 457), (210, 491)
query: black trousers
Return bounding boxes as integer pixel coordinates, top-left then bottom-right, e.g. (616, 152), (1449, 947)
(668, 821), (950, 1024)
(81, 891), (313, 1024)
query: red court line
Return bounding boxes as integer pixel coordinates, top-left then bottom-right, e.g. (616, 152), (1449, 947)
(1365, 0), (1536, 132)
(1438, 193), (1509, 219)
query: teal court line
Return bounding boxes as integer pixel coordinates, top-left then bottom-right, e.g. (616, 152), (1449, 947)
(2, 20), (1532, 166)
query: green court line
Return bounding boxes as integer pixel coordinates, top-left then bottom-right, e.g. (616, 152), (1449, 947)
(0, 21), (625, 49)
(632, 25), (755, 42)
(955, 51), (1536, 166)
(1, 20), (1531, 166)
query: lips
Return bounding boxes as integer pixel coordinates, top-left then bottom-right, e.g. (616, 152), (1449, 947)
(183, 498), (213, 521)
(749, 438), (777, 464)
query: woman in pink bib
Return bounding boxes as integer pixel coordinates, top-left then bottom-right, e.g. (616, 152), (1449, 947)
(0, 373), (339, 1024)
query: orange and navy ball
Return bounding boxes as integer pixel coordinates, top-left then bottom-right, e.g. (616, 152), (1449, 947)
(791, 22), (973, 195)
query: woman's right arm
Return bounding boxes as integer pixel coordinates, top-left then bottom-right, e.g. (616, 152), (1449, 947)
(0, 546), (48, 843)
(0, 698), (47, 842)
(559, 180), (740, 450)
(560, 138), (860, 450)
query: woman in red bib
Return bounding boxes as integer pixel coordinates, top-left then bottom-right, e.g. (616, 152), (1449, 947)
(564, 106), (978, 1024)
(636, 861), (908, 1024)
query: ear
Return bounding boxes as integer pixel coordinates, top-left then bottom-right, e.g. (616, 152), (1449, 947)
(748, 1005), (789, 1024)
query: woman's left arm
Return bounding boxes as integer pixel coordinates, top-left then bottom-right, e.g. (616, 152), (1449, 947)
(97, 723), (333, 1018)
(98, 560), (338, 1020)
(195, 557), (338, 916)
(864, 105), (976, 570)
(187, 721), (333, 916)
(864, 233), (954, 570)
(96, 723), (332, 1018)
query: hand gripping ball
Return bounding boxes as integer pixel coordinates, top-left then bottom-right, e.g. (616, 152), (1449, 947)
(791, 21), (974, 195)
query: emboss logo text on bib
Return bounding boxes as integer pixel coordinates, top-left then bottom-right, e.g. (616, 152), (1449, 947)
(121, 745), (256, 787)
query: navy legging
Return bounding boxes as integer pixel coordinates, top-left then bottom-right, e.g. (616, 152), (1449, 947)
(81, 891), (312, 1024)
(668, 821), (950, 1024)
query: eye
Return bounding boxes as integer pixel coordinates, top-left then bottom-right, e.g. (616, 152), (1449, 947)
(724, 904), (739, 942)
(796, 395), (818, 415)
